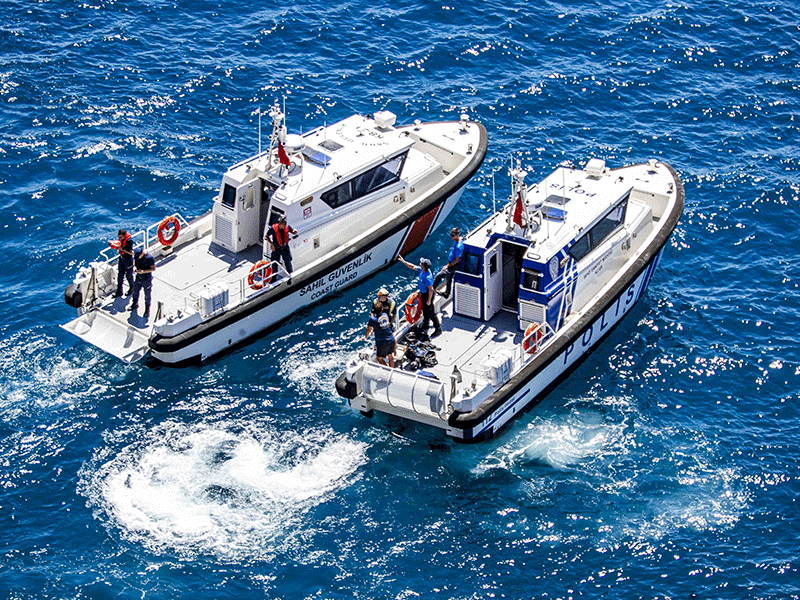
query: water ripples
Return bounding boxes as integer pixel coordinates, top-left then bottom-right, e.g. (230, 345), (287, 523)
(2, 0), (800, 596)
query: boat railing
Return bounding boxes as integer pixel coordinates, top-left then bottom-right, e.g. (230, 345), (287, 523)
(95, 212), (192, 266)
(97, 229), (147, 265)
(184, 259), (290, 317)
(514, 321), (556, 369)
(229, 148), (272, 171)
(236, 260), (291, 302)
(144, 213), (191, 251)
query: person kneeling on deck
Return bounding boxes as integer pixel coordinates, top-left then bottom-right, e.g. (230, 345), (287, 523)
(130, 247), (156, 318)
(364, 300), (396, 367)
(433, 227), (463, 298)
(397, 255), (442, 338)
(377, 287), (396, 330)
(267, 216), (297, 283)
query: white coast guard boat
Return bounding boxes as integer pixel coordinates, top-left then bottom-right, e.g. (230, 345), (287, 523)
(61, 105), (487, 363)
(336, 158), (684, 441)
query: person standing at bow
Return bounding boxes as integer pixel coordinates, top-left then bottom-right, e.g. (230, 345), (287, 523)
(267, 216), (297, 282)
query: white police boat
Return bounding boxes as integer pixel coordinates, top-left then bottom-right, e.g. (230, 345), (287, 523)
(336, 158), (684, 441)
(61, 105), (487, 363)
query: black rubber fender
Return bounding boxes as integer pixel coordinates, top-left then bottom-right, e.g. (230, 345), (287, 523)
(64, 283), (83, 308)
(335, 372), (358, 399)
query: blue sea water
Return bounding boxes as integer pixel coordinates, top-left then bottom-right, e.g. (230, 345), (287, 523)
(1, 0), (799, 597)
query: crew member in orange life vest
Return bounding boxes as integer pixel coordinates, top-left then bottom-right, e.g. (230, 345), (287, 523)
(109, 228), (134, 297)
(267, 216), (297, 281)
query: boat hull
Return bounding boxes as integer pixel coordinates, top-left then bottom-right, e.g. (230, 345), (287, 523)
(445, 164), (684, 441)
(150, 183), (469, 363)
(446, 245), (665, 441)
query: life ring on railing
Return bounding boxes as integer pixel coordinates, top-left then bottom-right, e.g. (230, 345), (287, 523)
(405, 291), (423, 324)
(523, 323), (544, 355)
(247, 260), (273, 290)
(157, 216), (180, 246)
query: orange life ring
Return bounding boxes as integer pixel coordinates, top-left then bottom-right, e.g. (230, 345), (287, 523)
(523, 323), (543, 355)
(405, 291), (423, 324)
(247, 260), (273, 290)
(157, 216), (180, 246)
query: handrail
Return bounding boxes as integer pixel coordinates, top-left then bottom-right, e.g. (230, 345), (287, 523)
(515, 321), (556, 369)
(239, 259), (290, 301)
(229, 148), (272, 171)
(98, 229), (147, 264)
(144, 212), (190, 250)
(94, 213), (190, 267)
(184, 259), (290, 315)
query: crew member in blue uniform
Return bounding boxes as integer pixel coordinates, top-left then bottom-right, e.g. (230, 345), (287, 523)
(364, 300), (396, 366)
(130, 247), (156, 318)
(267, 216), (297, 282)
(397, 255), (442, 338)
(433, 227), (463, 298)
(109, 229), (134, 297)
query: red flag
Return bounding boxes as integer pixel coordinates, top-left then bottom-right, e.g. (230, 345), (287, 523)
(512, 192), (524, 227)
(277, 140), (291, 166)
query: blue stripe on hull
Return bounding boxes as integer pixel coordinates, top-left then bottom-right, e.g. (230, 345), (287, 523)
(460, 248), (664, 441)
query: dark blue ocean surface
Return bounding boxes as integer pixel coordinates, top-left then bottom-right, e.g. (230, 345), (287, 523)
(1, 0), (799, 597)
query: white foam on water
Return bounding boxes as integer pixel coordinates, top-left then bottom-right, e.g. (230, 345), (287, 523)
(280, 345), (358, 398)
(81, 421), (368, 561)
(477, 398), (632, 473)
(0, 332), (109, 413)
(473, 394), (748, 543)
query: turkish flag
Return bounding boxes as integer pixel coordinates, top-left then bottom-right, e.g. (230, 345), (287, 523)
(277, 140), (291, 166)
(512, 192), (524, 227)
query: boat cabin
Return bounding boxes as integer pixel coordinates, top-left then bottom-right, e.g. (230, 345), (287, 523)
(209, 110), (443, 270)
(451, 160), (651, 337)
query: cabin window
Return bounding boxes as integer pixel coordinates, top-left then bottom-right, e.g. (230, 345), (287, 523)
(489, 254), (498, 276)
(262, 181), (278, 205)
(591, 195), (628, 247)
(321, 181), (353, 209)
(568, 234), (592, 262)
(459, 251), (481, 276)
(352, 153), (406, 198)
(320, 152), (408, 209)
(221, 183), (237, 209)
(568, 194), (629, 262)
(521, 269), (542, 291)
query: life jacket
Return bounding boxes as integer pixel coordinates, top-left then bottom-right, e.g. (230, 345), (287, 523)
(118, 232), (131, 256)
(272, 223), (289, 247)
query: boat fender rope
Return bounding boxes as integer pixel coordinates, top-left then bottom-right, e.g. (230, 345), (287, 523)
(157, 216), (181, 246)
(247, 260), (273, 290)
(523, 322), (543, 355)
(405, 291), (423, 324)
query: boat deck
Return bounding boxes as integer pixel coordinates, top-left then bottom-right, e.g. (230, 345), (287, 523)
(111, 239), (262, 324)
(62, 237), (264, 362)
(403, 302), (523, 382)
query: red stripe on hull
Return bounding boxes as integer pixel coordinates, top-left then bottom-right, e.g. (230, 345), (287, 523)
(398, 204), (441, 255)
